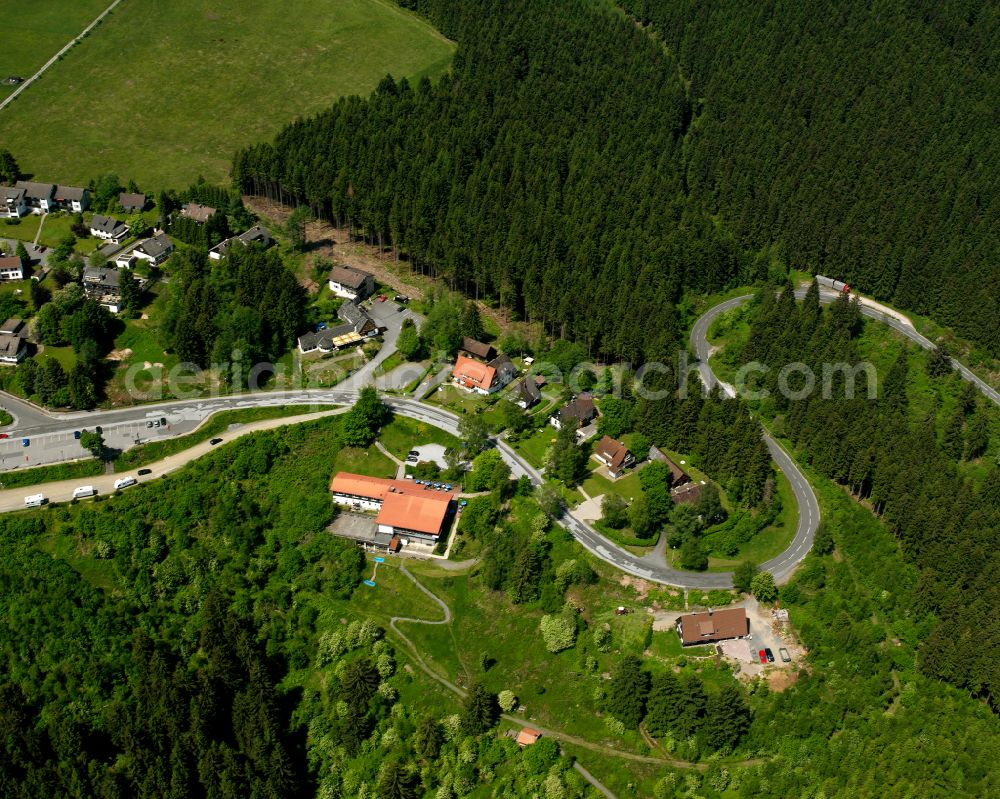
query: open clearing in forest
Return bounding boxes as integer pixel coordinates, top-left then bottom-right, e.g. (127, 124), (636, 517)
(0, 0), (454, 188)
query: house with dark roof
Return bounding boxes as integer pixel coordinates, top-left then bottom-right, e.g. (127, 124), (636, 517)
(90, 214), (130, 244)
(208, 224), (272, 260)
(671, 481), (704, 505)
(459, 337), (496, 362)
(297, 300), (377, 354)
(649, 447), (691, 488)
(0, 318), (25, 337)
(0, 187), (27, 219)
(328, 264), (375, 301)
(550, 393), (597, 430)
(180, 202), (216, 224)
(593, 436), (636, 479)
(119, 192), (146, 213)
(676, 607), (749, 646)
(14, 181), (55, 213)
(0, 256), (23, 281)
(515, 375), (544, 408)
(0, 334), (26, 364)
(54, 185), (89, 212)
(83, 266), (123, 312)
(125, 232), (174, 266)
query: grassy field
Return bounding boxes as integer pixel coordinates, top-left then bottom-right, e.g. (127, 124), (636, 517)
(0, 0), (455, 188)
(0, 0), (111, 99)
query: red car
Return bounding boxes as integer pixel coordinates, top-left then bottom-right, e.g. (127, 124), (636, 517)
(0, 433), (8, 439)
(758, 649), (768, 664)
(378, 294), (387, 302)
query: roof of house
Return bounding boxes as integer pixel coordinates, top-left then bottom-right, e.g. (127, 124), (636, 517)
(339, 299), (374, 332)
(0, 187), (25, 203)
(0, 318), (24, 336)
(14, 181), (54, 200)
(460, 337), (495, 360)
(329, 472), (454, 536)
(119, 192), (146, 209)
(0, 336), (24, 358)
(671, 481), (703, 505)
(594, 436), (632, 471)
(517, 376), (542, 404)
(329, 264), (373, 290)
(0, 256), (22, 269)
(90, 214), (128, 236)
(516, 728), (542, 746)
(181, 202), (216, 223)
(489, 353), (517, 380)
(136, 232), (173, 258)
(558, 393), (596, 425)
(678, 607), (748, 645)
(55, 185), (87, 202)
(238, 224), (270, 245)
(83, 266), (120, 288)
(452, 354), (497, 390)
(665, 457), (690, 486)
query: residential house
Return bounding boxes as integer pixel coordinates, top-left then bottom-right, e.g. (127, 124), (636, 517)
(180, 202), (216, 224)
(0, 334), (26, 364)
(14, 181), (55, 213)
(550, 392), (597, 430)
(515, 728), (542, 747)
(593, 435), (636, 479)
(208, 224), (272, 260)
(459, 337), (496, 362)
(329, 473), (455, 541)
(452, 353), (518, 395)
(54, 185), (89, 212)
(126, 232), (174, 266)
(82, 266), (122, 312)
(515, 375), (545, 408)
(648, 447), (691, 488)
(676, 607), (749, 646)
(89, 214), (130, 244)
(297, 300), (377, 354)
(0, 187), (27, 219)
(671, 481), (704, 505)
(0, 318), (25, 337)
(328, 264), (375, 301)
(119, 192), (146, 213)
(0, 256), (23, 281)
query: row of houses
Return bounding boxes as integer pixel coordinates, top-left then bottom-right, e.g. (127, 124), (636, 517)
(0, 181), (89, 218)
(298, 299), (379, 354)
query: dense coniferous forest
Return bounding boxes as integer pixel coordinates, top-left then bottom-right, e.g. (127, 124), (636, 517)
(621, 0), (1000, 353)
(736, 282), (1000, 706)
(233, 0), (752, 363)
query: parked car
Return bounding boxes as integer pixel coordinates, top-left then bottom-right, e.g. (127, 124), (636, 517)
(73, 431), (81, 440)
(0, 433), (8, 439)
(72, 486), (97, 499)
(21, 438), (29, 447)
(394, 294), (409, 303)
(758, 650), (767, 664)
(114, 476), (137, 490)
(408, 450), (419, 457)
(137, 468), (153, 476)
(145, 420), (154, 428)
(24, 494), (46, 508)
(160, 418), (167, 426)
(765, 648), (775, 663)
(779, 647), (791, 662)
(210, 438), (223, 445)
(378, 294), (387, 302)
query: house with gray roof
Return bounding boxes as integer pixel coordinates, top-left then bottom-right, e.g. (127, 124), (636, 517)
(14, 181), (55, 213)
(127, 232), (174, 266)
(119, 192), (146, 212)
(0, 187), (27, 219)
(90, 214), (130, 244)
(328, 264), (375, 301)
(208, 224), (272, 260)
(54, 185), (88, 212)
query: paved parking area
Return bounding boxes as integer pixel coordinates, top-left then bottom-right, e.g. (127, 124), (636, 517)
(410, 443), (447, 468)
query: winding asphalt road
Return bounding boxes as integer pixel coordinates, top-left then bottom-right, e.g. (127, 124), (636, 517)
(2, 286), (995, 587)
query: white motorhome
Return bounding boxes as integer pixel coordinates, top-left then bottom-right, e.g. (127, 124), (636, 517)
(113, 476), (137, 490)
(72, 486), (97, 499)
(24, 494), (46, 507)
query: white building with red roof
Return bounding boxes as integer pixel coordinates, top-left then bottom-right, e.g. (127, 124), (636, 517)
(329, 473), (455, 541)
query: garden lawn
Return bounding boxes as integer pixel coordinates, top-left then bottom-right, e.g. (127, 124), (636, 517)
(511, 425), (558, 468)
(331, 445), (396, 479)
(378, 414), (459, 461)
(0, 0), (455, 187)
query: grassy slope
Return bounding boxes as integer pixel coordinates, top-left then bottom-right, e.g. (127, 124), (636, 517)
(0, 0), (110, 99)
(0, 0), (454, 187)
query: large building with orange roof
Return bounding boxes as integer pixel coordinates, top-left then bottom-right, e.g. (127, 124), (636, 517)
(329, 472), (455, 541)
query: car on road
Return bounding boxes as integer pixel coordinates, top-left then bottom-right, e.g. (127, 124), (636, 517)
(114, 476), (137, 490)
(21, 438), (29, 447)
(210, 438), (223, 445)
(779, 647), (791, 662)
(758, 649), (767, 664)
(764, 648), (775, 663)
(137, 468), (152, 476)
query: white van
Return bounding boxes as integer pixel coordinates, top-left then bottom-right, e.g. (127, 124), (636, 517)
(113, 476), (137, 490)
(72, 486), (97, 499)
(24, 493), (46, 508)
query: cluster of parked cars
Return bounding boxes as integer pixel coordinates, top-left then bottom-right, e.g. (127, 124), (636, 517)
(405, 449), (420, 463)
(23, 470), (152, 507)
(145, 418), (167, 429)
(414, 480), (453, 492)
(758, 647), (793, 664)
